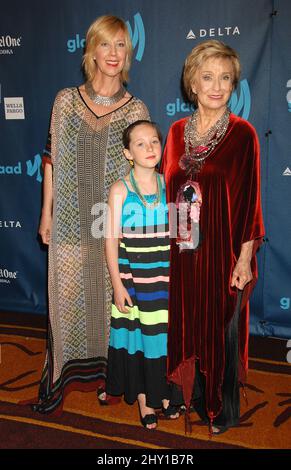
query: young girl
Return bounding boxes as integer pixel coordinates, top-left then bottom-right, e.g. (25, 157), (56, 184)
(105, 120), (182, 429)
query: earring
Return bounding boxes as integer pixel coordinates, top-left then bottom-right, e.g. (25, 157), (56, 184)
(129, 160), (134, 167)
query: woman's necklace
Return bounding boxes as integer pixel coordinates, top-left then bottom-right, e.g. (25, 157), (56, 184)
(85, 81), (126, 106)
(129, 169), (162, 208)
(180, 107), (230, 174)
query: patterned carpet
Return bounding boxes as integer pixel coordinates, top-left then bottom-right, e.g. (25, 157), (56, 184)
(0, 315), (290, 451)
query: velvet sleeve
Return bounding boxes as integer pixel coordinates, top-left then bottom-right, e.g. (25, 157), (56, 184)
(228, 121), (265, 309)
(239, 126), (264, 246)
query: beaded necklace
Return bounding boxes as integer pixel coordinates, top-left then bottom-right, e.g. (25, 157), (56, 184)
(180, 107), (230, 174)
(85, 81), (126, 106)
(129, 169), (162, 209)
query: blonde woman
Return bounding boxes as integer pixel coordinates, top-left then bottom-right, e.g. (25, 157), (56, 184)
(35, 15), (149, 413)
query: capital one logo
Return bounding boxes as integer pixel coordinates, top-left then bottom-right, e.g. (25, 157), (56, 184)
(0, 34), (22, 55)
(287, 79), (291, 112)
(228, 79), (251, 120)
(0, 268), (18, 285)
(67, 13), (145, 62)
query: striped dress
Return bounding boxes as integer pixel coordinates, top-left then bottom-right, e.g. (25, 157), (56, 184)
(106, 176), (173, 408)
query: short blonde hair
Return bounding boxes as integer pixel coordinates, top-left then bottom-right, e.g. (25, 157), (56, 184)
(183, 40), (241, 105)
(82, 15), (132, 83)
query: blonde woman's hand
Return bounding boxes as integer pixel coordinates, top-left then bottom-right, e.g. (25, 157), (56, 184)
(38, 212), (52, 245)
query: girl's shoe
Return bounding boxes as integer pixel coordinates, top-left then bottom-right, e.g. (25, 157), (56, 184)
(137, 393), (157, 429)
(161, 403), (180, 419)
(140, 413), (157, 429)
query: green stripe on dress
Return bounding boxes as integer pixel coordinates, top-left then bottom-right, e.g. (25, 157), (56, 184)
(111, 305), (168, 325)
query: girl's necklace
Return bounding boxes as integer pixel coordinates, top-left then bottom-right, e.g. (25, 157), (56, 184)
(129, 169), (162, 208)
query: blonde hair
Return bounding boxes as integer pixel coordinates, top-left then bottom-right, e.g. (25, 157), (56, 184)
(183, 40), (241, 105)
(82, 15), (132, 83)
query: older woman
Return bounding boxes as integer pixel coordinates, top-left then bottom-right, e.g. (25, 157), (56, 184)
(35, 15), (149, 413)
(161, 40), (264, 434)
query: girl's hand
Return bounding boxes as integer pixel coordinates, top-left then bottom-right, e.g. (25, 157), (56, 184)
(114, 284), (133, 313)
(39, 212), (52, 245)
(231, 259), (253, 290)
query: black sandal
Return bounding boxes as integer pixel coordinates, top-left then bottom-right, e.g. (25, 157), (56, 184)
(161, 403), (180, 419)
(140, 413), (157, 429)
(97, 387), (121, 406)
(211, 424), (229, 435)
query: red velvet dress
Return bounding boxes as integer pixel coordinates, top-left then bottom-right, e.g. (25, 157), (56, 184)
(161, 113), (265, 420)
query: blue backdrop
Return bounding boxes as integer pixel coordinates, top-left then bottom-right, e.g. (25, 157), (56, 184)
(1, 0), (290, 338)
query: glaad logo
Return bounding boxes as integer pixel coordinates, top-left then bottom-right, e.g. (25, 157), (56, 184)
(286, 79), (291, 112)
(228, 79), (251, 120)
(0, 34), (22, 55)
(166, 79), (251, 119)
(186, 26), (240, 40)
(26, 154), (43, 182)
(0, 154), (43, 183)
(280, 297), (290, 310)
(0, 268), (18, 284)
(67, 34), (85, 53)
(67, 13), (145, 61)
(0, 162), (22, 175)
(166, 99), (195, 117)
(126, 13), (145, 62)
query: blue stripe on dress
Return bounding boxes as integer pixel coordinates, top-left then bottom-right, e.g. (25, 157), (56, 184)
(109, 328), (167, 359)
(127, 288), (168, 301)
(118, 259), (169, 269)
(122, 200), (168, 228)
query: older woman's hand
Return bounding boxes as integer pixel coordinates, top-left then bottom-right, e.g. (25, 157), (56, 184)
(231, 259), (253, 290)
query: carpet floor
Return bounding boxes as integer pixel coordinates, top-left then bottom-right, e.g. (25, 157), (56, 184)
(0, 315), (290, 451)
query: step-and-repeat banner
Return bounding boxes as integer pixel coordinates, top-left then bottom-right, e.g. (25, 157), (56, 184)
(1, 0), (290, 338)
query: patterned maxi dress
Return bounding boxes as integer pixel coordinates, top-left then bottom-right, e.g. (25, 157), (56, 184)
(106, 178), (179, 408)
(35, 87), (149, 413)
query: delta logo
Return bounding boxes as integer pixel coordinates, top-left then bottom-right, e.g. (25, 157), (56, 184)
(186, 26), (240, 40)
